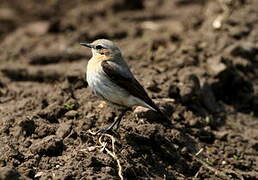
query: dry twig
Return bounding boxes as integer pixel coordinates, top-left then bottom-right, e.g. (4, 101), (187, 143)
(88, 130), (124, 180)
(99, 134), (123, 180)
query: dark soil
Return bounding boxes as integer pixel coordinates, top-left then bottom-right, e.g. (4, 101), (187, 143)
(0, 0), (257, 179)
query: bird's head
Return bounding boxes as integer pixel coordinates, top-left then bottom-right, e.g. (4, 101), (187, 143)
(80, 39), (122, 60)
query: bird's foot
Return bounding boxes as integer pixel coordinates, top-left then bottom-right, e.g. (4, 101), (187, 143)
(89, 109), (127, 135)
(89, 123), (118, 135)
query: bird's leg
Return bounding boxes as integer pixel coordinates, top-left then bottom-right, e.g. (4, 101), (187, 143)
(111, 108), (127, 130)
(95, 108), (128, 134)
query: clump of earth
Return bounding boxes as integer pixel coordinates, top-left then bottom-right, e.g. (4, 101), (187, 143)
(0, 0), (257, 179)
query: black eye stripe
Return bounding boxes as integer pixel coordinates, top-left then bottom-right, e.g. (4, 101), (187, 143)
(95, 45), (103, 50)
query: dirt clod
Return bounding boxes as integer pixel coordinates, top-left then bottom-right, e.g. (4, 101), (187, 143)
(0, 0), (258, 179)
(30, 135), (64, 156)
(0, 167), (21, 180)
(29, 51), (86, 65)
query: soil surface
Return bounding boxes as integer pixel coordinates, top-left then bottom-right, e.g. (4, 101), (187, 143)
(0, 0), (258, 179)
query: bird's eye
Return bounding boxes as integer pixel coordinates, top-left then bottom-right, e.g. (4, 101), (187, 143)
(95, 45), (103, 50)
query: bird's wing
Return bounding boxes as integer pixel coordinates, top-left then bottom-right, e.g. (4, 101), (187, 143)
(101, 60), (160, 112)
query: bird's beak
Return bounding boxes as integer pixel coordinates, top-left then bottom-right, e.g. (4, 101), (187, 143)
(80, 42), (93, 48)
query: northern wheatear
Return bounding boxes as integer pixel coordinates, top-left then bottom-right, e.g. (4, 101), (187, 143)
(80, 39), (169, 134)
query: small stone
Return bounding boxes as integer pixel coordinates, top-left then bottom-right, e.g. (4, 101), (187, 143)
(35, 171), (44, 178)
(65, 110), (78, 119)
(56, 122), (72, 138)
(87, 146), (97, 152)
(206, 56), (226, 75)
(180, 147), (188, 154)
(222, 160), (227, 165)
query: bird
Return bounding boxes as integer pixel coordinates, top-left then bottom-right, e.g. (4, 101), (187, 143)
(80, 39), (170, 134)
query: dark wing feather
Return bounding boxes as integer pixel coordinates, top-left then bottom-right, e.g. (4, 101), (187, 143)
(101, 60), (160, 112)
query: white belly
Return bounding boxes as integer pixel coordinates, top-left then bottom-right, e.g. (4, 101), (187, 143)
(86, 59), (152, 109)
(87, 70), (133, 107)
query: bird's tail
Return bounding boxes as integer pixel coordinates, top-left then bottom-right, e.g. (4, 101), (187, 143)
(155, 106), (171, 122)
(146, 101), (171, 123)
(138, 96), (171, 123)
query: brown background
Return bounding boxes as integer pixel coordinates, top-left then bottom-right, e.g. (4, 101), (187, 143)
(0, 0), (257, 179)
